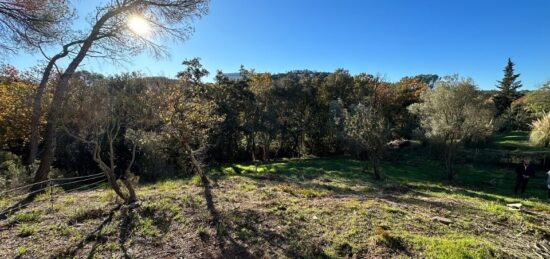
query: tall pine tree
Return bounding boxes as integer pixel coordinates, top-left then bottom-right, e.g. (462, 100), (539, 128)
(494, 58), (522, 115)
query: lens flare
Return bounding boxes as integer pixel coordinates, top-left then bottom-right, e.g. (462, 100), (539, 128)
(127, 15), (151, 36)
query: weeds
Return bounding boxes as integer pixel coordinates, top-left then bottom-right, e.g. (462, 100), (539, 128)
(10, 210), (41, 224)
(15, 246), (28, 257)
(17, 223), (37, 237)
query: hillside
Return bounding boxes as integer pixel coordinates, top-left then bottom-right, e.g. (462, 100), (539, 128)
(1, 158), (549, 258)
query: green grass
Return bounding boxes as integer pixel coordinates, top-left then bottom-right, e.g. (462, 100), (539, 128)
(217, 155), (548, 201)
(15, 246), (28, 257)
(53, 223), (80, 237)
(471, 131), (550, 167)
(491, 130), (550, 153)
(492, 131), (532, 149)
(17, 223), (38, 237)
(207, 156), (549, 257)
(10, 210), (41, 224)
(1, 137), (550, 257)
(407, 234), (496, 259)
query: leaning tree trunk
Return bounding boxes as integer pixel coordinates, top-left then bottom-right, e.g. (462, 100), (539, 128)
(97, 164), (128, 203)
(30, 6), (131, 192)
(31, 43), (94, 192)
(183, 140), (204, 177)
(64, 121), (138, 204)
(27, 48), (74, 165)
(94, 156), (136, 204)
(182, 139), (211, 187)
(28, 58), (56, 165)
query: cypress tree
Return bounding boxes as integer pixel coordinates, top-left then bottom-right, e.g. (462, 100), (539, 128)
(494, 58), (522, 115)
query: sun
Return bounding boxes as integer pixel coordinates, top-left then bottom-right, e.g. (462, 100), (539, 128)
(127, 15), (151, 36)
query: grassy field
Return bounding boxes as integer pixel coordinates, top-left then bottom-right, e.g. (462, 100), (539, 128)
(491, 131), (534, 150)
(1, 154), (550, 258)
(490, 131), (550, 154)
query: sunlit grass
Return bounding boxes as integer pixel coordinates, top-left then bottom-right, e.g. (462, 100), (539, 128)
(407, 234), (496, 259)
(1, 147), (548, 257)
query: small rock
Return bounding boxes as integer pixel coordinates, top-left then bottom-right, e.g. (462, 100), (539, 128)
(432, 216), (453, 224)
(506, 203), (522, 211)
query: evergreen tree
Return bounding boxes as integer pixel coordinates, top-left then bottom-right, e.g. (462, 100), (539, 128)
(494, 58), (522, 115)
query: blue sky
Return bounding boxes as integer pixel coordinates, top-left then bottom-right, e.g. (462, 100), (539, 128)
(6, 0), (550, 89)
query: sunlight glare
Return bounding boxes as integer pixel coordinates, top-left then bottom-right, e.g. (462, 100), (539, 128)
(127, 15), (151, 36)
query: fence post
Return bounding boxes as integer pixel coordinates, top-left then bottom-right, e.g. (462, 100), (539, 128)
(49, 179), (54, 213)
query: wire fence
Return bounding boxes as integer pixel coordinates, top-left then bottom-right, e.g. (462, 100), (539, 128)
(0, 173), (109, 217)
(0, 173), (107, 198)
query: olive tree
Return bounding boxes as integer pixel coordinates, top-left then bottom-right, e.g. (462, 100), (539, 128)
(409, 75), (494, 180)
(341, 101), (389, 180)
(63, 73), (156, 204)
(155, 58), (223, 177)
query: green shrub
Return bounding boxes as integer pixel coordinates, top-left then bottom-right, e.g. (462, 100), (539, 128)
(0, 151), (30, 190)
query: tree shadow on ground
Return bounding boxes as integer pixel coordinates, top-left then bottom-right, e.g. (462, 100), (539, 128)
(54, 204), (121, 258)
(0, 196), (34, 220)
(0, 188), (48, 220)
(223, 207), (330, 258)
(54, 201), (172, 258)
(288, 158), (547, 202)
(118, 204), (141, 259)
(201, 175), (254, 258)
(408, 183), (543, 206)
(215, 158), (549, 215)
(201, 175), (330, 258)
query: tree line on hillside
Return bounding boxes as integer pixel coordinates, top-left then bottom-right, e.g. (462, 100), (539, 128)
(1, 57), (549, 197)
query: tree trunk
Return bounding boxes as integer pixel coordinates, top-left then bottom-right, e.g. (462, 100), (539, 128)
(97, 137), (138, 204)
(121, 178), (137, 203)
(275, 134), (283, 158)
(30, 7), (126, 190)
(103, 168), (127, 203)
(372, 158), (381, 180)
(250, 133), (256, 161)
(31, 48), (92, 191)
(362, 163), (368, 174)
(183, 140), (204, 177)
(262, 135), (271, 161)
(262, 144), (268, 161)
(445, 145), (454, 181)
(27, 52), (69, 165)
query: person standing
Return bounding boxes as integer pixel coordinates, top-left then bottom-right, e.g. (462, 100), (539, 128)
(546, 170), (550, 201)
(514, 160), (535, 195)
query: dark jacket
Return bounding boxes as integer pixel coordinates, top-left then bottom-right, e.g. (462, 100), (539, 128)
(515, 164), (535, 179)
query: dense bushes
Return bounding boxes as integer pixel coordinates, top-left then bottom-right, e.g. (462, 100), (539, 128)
(2, 61), (549, 183)
(0, 151), (29, 190)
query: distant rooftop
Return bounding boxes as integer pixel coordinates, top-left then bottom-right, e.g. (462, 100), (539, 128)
(223, 73), (242, 81)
